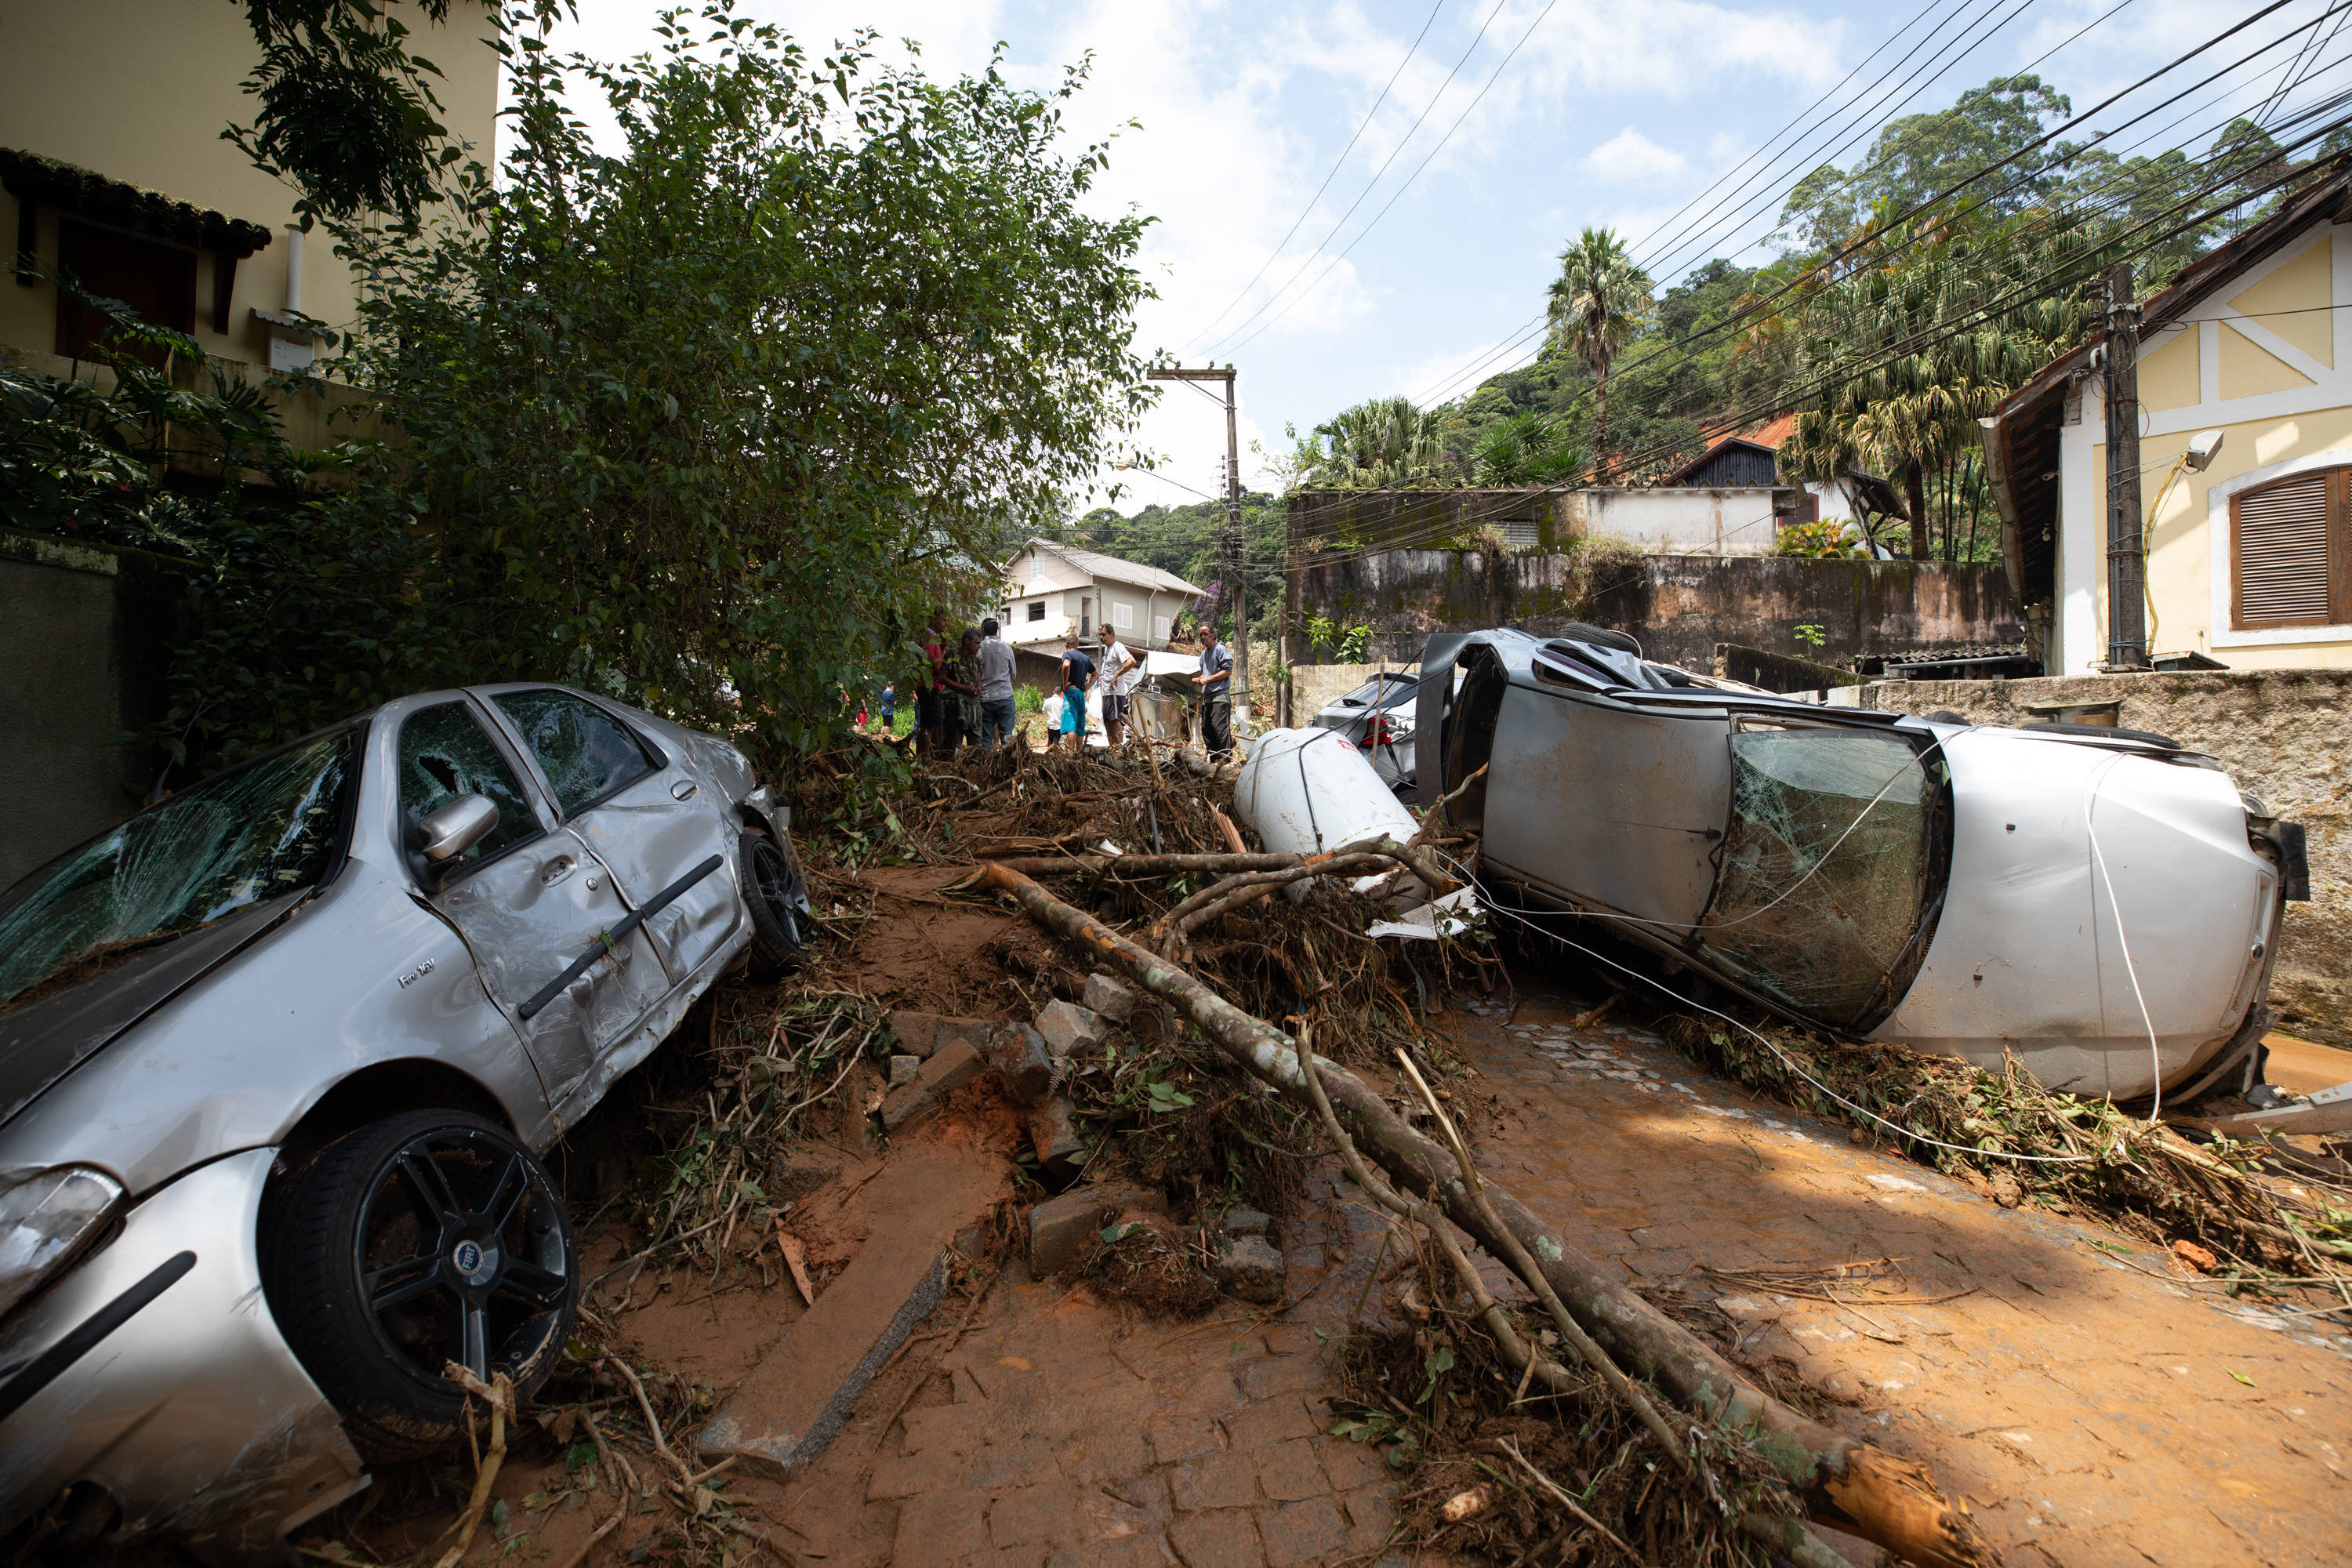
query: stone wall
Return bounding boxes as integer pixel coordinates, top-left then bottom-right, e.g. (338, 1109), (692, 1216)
(1291, 546), (2019, 671)
(1862, 670), (2352, 1047)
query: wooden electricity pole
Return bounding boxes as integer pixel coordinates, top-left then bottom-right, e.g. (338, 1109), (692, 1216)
(1146, 363), (1249, 726)
(2103, 262), (2148, 670)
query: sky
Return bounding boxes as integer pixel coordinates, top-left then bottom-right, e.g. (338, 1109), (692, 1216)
(535, 0), (2347, 510)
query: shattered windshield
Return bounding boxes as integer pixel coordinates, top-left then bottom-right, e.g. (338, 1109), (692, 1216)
(0, 731), (357, 1007)
(1693, 728), (1937, 1025)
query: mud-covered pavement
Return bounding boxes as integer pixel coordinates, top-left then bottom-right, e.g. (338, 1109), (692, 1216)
(343, 955), (2352, 1568)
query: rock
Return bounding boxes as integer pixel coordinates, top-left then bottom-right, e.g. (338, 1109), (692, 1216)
(1028, 1181), (1167, 1276)
(1083, 971), (1142, 1022)
(1035, 1000), (1108, 1059)
(981, 1022), (1054, 1106)
(1218, 1207), (1271, 1239)
(887, 1054), (921, 1087)
(1989, 1172), (2023, 1208)
(1212, 1235), (1285, 1303)
(1025, 1095), (1088, 1176)
(887, 1011), (991, 1062)
(880, 1040), (986, 1135)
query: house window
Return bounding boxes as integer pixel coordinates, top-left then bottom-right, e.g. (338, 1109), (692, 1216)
(54, 220), (197, 365)
(1498, 518), (1539, 550)
(1027, 600), (1046, 622)
(1080, 597), (1091, 636)
(2231, 468), (2349, 629)
(1112, 601), (1134, 629)
(1154, 615), (1172, 643)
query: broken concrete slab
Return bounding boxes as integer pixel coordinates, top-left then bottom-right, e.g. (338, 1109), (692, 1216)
(880, 1039), (985, 1135)
(1083, 971), (1142, 1022)
(888, 1054), (921, 1087)
(698, 1141), (1001, 1482)
(887, 1010), (993, 1062)
(982, 1022), (1054, 1106)
(1024, 1094), (1087, 1176)
(1028, 1180), (1167, 1277)
(1213, 1234), (1285, 1303)
(1034, 999), (1107, 1059)
(1218, 1207), (1272, 1239)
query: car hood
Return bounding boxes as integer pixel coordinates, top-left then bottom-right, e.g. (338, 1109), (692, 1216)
(0, 893), (307, 1132)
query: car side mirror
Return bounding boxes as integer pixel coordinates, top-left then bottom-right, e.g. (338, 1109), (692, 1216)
(418, 794), (499, 865)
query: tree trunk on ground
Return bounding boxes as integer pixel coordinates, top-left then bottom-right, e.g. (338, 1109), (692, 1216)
(972, 862), (1998, 1568)
(1904, 459), (1929, 561)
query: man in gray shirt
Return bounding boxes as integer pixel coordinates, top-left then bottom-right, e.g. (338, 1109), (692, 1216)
(1191, 630), (1234, 758)
(976, 619), (1018, 750)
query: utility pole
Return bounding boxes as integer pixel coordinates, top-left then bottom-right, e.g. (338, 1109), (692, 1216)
(1145, 362), (1249, 728)
(2103, 262), (2148, 670)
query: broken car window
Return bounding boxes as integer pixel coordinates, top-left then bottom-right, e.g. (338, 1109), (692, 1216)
(397, 703), (539, 868)
(493, 691), (655, 818)
(1694, 728), (1936, 1025)
(0, 731), (357, 1007)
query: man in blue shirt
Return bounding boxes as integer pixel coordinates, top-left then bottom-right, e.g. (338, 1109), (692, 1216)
(1190, 630), (1233, 758)
(1058, 639), (1095, 754)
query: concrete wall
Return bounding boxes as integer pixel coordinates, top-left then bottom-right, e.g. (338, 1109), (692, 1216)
(0, 0), (499, 367)
(1293, 547), (2019, 671)
(1287, 662), (1420, 719)
(1565, 486), (1793, 556)
(1862, 670), (2352, 1047)
(0, 532), (162, 891)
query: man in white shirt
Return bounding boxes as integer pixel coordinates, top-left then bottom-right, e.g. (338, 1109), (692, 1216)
(976, 618), (1018, 750)
(1094, 624), (1138, 746)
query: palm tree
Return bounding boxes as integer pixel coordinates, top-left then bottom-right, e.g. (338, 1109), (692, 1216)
(1301, 395), (1444, 488)
(1780, 216), (2092, 560)
(1546, 227), (1653, 480)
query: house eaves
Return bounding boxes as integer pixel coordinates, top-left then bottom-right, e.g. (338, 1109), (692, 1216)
(1025, 537), (1207, 599)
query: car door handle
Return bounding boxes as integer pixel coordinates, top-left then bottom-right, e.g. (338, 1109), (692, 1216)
(541, 855), (577, 886)
(517, 855), (724, 1020)
(671, 780), (698, 801)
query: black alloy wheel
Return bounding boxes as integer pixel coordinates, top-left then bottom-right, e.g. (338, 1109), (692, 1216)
(740, 828), (811, 978)
(263, 1109), (575, 1461)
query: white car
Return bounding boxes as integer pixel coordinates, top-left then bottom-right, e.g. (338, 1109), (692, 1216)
(1417, 629), (2305, 1102)
(1310, 671), (1418, 793)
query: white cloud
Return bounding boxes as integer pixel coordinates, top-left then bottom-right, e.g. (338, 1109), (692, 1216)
(1582, 126), (1687, 183)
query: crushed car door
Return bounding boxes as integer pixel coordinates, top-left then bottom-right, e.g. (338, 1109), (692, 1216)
(488, 689), (743, 986)
(398, 701), (669, 1112)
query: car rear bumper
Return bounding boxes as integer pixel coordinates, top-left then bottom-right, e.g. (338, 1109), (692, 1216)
(0, 1147), (366, 1565)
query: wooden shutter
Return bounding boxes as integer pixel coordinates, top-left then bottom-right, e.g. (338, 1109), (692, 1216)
(2233, 470), (2343, 629)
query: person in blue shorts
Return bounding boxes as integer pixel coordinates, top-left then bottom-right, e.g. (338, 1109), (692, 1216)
(1057, 638), (1095, 754)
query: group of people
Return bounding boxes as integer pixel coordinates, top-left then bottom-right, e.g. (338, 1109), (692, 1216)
(902, 613), (1019, 754)
(879, 610), (1236, 759)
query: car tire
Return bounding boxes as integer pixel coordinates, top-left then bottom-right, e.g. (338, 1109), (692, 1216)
(261, 1109), (575, 1461)
(740, 828), (811, 979)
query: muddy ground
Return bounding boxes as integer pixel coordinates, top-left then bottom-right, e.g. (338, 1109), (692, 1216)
(267, 837), (2352, 1568)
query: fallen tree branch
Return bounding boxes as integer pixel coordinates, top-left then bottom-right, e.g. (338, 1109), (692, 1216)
(434, 1365), (514, 1568)
(972, 859), (1997, 1568)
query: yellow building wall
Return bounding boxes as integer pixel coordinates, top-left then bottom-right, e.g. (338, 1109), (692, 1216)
(2096, 402), (2352, 671)
(0, 0), (498, 365)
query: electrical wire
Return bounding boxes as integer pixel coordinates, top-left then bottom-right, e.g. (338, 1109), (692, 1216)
(1225, 0), (1569, 357)
(2085, 756), (2168, 1123)
(1180, 0), (1450, 353)
(1444, 851), (2098, 1163)
(1199, 0), (1515, 358)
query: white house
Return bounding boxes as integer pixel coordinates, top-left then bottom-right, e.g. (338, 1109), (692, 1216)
(999, 539), (1208, 661)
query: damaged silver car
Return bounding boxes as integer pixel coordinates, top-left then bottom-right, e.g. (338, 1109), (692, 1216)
(1419, 627), (2307, 1103)
(0, 684), (811, 1562)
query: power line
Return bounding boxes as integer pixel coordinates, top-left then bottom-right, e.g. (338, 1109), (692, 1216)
(1199, 0), (1515, 358)
(1223, 0), (1565, 357)
(1179, 0), (1449, 354)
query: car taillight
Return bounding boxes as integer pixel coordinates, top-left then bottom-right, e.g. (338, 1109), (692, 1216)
(1363, 716), (1390, 748)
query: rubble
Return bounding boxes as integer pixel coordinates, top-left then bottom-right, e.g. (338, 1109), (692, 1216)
(979, 1022), (1054, 1105)
(1212, 1233), (1286, 1302)
(1083, 970), (1142, 1021)
(1218, 1205), (1272, 1238)
(1023, 1094), (1087, 1176)
(1034, 998), (1108, 1058)
(879, 1037), (985, 1134)
(1027, 1179), (1167, 1276)
(887, 1009), (993, 1061)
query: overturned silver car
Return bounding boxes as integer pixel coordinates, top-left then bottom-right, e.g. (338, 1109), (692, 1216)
(1419, 628), (2307, 1102)
(0, 684), (809, 1561)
